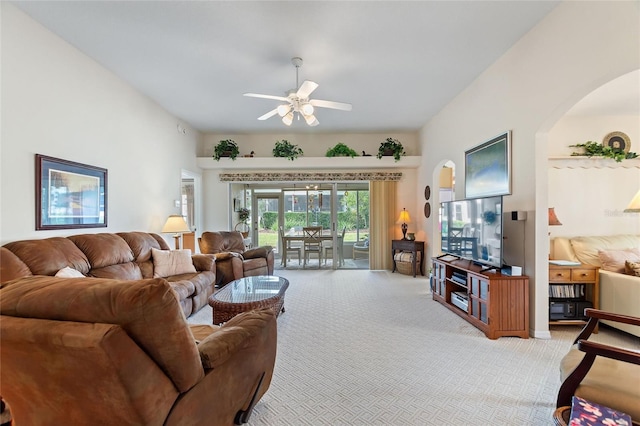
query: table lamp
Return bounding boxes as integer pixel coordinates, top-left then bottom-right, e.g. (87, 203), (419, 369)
(548, 207), (562, 259)
(162, 215), (190, 249)
(396, 208), (411, 240)
(624, 189), (640, 212)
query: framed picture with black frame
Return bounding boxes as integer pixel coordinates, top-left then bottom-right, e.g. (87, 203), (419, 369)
(35, 154), (107, 230)
(464, 131), (511, 199)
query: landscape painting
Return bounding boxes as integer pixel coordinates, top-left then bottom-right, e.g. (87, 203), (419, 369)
(465, 132), (511, 199)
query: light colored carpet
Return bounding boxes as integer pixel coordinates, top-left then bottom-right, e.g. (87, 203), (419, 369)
(188, 269), (639, 425)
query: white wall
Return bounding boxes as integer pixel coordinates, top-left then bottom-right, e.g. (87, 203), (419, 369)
(548, 115), (640, 237)
(0, 4), (202, 245)
(417, 1), (640, 338)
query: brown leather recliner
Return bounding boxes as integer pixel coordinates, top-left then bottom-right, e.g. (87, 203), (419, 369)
(199, 231), (274, 286)
(0, 275), (277, 425)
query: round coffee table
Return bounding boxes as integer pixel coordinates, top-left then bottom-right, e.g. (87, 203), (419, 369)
(208, 275), (289, 325)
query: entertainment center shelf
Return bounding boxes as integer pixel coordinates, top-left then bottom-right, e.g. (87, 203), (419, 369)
(432, 255), (530, 339)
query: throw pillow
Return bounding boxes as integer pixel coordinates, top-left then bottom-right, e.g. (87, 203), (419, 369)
(152, 248), (196, 278)
(625, 260), (640, 277)
(55, 266), (85, 278)
(597, 248), (640, 273)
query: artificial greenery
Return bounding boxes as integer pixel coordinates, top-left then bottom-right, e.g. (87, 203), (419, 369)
(570, 141), (638, 163)
(376, 137), (406, 161)
(238, 207), (250, 222)
(213, 139), (240, 161)
(326, 142), (358, 158)
(481, 211), (497, 225)
(272, 139), (304, 161)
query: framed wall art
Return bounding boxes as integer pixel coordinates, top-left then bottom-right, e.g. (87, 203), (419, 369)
(36, 154), (107, 230)
(602, 131), (630, 153)
(464, 131), (511, 199)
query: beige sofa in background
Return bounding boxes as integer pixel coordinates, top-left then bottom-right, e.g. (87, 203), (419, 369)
(552, 234), (640, 337)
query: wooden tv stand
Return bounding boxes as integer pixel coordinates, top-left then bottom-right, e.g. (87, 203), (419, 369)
(432, 255), (530, 339)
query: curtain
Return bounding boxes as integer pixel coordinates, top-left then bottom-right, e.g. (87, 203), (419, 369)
(369, 180), (396, 270)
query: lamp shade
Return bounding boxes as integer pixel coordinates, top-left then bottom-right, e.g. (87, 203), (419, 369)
(548, 208), (562, 226)
(624, 189), (640, 212)
(277, 104), (291, 117)
(162, 215), (190, 234)
(282, 112), (294, 126)
(396, 208), (411, 224)
(439, 167), (453, 189)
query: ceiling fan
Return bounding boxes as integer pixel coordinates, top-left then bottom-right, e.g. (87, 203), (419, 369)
(244, 57), (352, 127)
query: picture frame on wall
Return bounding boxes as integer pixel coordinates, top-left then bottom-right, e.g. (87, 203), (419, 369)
(464, 131), (511, 199)
(36, 154), (107, 230)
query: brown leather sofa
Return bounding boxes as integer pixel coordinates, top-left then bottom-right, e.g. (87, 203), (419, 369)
(0, 275), (277, 425)
(199, 231), (274, 286)
(1, 231), (216, 317)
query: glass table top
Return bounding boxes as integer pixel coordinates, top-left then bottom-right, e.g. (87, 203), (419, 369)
(212, 275), (289, 304)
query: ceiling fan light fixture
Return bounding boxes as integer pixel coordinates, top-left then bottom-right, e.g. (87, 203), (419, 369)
(305, 115), (319, 126)
(277, 104), (291, 117)
(282, 112), (294, 126)
(301, 103), (314, 116)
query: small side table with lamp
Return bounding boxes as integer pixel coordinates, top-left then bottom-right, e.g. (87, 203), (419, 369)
(392, 208), (425, 277)
(162, 215), (190, 250)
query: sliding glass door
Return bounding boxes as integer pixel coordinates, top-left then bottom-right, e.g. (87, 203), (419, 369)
(234, 182), (369, 270)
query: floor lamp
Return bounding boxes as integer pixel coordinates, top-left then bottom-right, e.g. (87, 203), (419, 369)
(162, 215), (190, 249)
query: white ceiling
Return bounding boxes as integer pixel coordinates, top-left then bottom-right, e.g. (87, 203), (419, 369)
(13, 1), (568, 133)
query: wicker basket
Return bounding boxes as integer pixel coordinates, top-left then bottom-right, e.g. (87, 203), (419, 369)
(394, 251), (422, 275)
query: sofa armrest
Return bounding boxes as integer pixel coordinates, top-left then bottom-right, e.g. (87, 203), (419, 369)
(213, 252), (241, 262)
(191, 254), (215, 272)
(197, 308), (276, 369)
(243, 246), (273, 260)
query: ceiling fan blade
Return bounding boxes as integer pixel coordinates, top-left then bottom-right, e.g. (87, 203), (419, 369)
(244, 93), (289, 102)
(309, 99), (352, 111)
(296, 80), (319, 99)
(258, 108), (279, 120)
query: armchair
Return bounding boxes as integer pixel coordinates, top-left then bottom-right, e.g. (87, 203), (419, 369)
(199, 231), (274, 286)
(0, 275), (277, 425)
(557, 309), (640, 421)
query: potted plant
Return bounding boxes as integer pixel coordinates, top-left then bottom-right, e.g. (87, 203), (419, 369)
(570, 141), (638, 163)
(273, 139), (303, 161)
(213, 139), (240, 161)
(326, 142), (358, 158)
(235, 207), (250, 237)
(376, 137), (406, 161)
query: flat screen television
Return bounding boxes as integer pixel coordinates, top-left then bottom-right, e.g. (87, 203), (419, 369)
(440, 195), (503, 269)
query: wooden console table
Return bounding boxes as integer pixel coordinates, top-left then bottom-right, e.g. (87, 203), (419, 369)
(391, 239), (425, 277)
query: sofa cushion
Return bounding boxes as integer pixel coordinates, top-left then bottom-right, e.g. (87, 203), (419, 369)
(118, 232), (169, 278)
(625, 260), (640, 277)
(89, 262), (144, 280)
(0, 247), (33, 282)
(569, 235), (640, 266)
(3, 237), (90, 276)
(68, 234), (134, 269)
(0, 275), (204, 392)
(598, 248), (640, 273)
(55, 266), (85, 278)
(152, 249), (197, 278)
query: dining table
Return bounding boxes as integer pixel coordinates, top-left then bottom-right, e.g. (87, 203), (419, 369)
(281, 229), (340, 267)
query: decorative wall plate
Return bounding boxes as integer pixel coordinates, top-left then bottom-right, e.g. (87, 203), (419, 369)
(424, 185), (431, 200)
(603, 131), (630, 153)
(424, 202), (431, 218)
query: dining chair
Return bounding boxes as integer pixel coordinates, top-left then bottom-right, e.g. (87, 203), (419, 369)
(279, 226), (301, 266)
(302, 226), (323, 268)
(324, 227), (345, 266)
